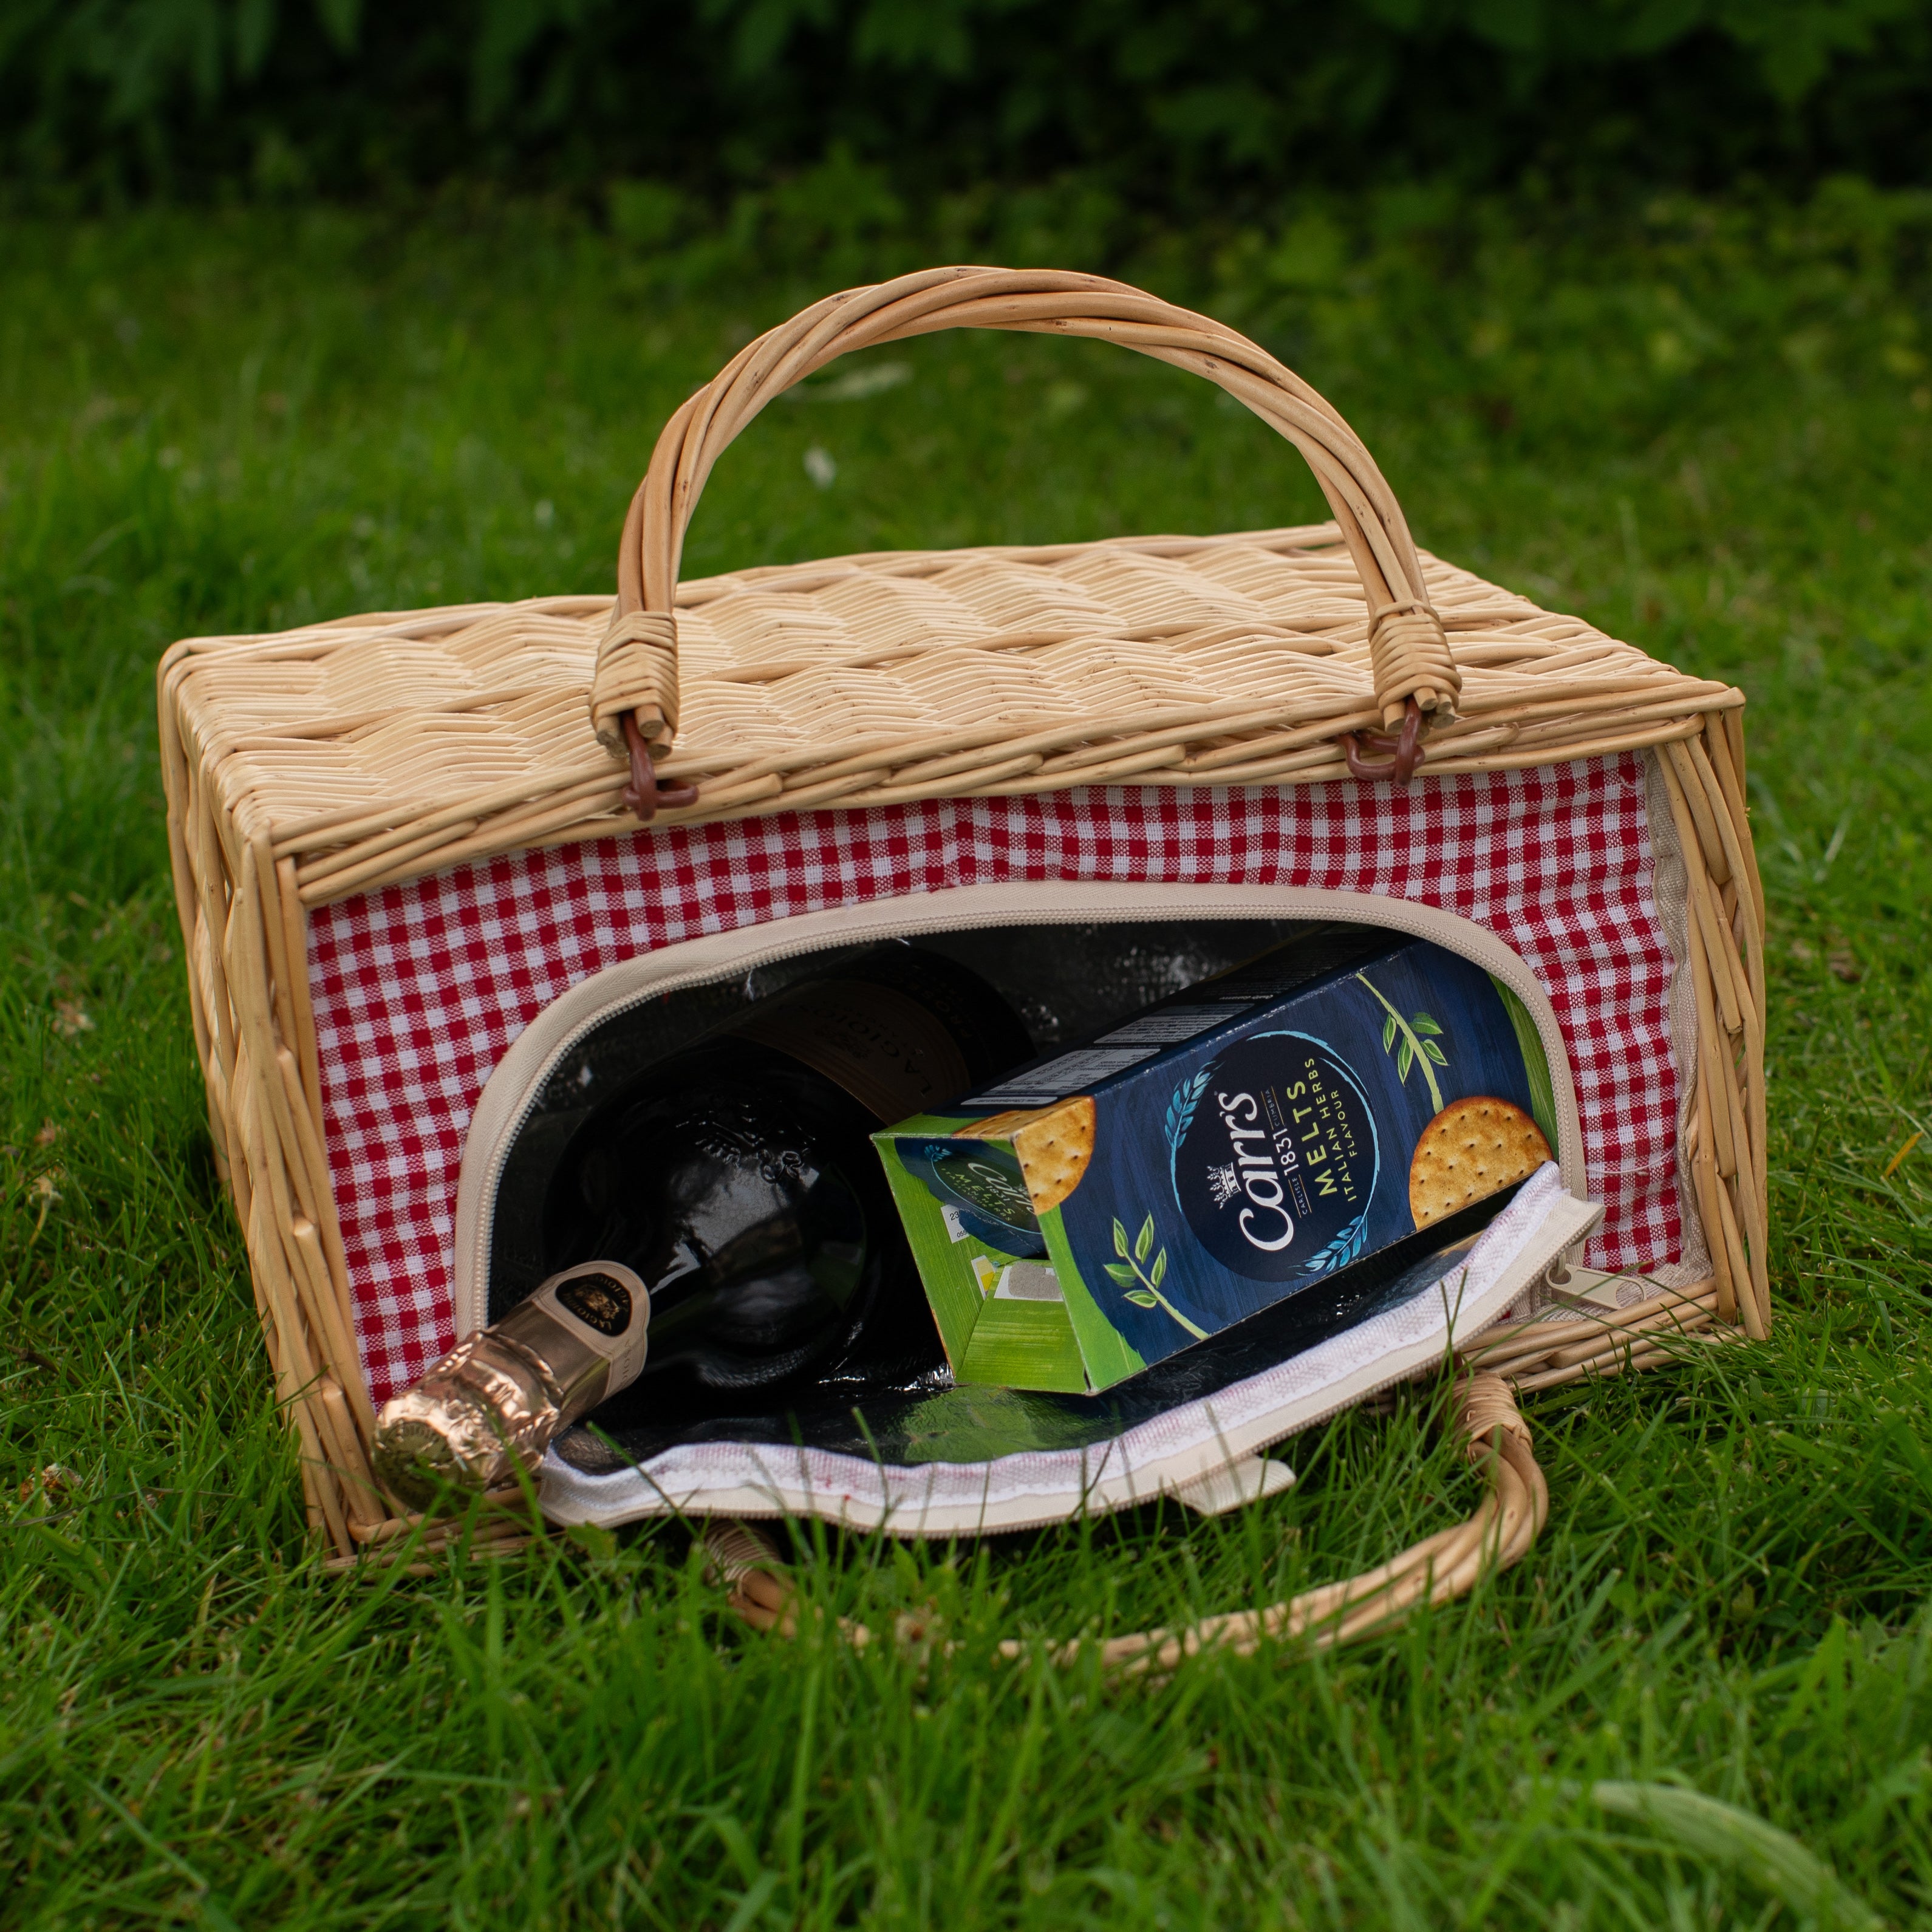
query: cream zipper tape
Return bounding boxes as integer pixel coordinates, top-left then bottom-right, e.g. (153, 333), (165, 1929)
(451, 882), (1587, 1343)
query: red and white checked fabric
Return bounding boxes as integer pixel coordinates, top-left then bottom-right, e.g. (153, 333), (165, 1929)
(309, 756), (1681, 1402)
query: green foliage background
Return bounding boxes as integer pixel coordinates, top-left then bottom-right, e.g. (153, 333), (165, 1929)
(4, 0), (1931, 208)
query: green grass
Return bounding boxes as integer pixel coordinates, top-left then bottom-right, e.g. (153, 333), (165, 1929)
(2, 187), (1932, 1927)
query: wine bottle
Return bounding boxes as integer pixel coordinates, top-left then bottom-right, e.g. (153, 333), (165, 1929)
(372, 1260), (649, 1508)
(541, 947), (1031, 1420)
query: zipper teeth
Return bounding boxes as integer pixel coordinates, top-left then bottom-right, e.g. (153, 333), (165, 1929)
(462, 888), (1584, 1339)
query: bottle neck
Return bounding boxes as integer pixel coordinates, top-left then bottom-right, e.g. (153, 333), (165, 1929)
(372, 1261), (649, 1503)
(495, 1260), (652, 1416)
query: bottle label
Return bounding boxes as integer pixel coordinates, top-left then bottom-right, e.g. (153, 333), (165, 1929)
(731, 979), (969, 1124)
(554, 1271), (633, 1337)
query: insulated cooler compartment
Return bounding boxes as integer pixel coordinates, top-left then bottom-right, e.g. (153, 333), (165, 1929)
(451, 886), (1600, 1534)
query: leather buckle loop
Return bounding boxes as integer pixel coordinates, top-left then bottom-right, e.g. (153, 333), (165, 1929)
(1337, 696), (1425, 785)
(621, 711), (699, 822)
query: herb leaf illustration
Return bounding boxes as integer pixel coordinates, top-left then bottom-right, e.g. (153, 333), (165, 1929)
(1102, 1211), (1206, 1340)
(1162, 1066), (1215, 1152)
(1301, 1210), (1370, 1276)
(1355, 972), (1448, 1113)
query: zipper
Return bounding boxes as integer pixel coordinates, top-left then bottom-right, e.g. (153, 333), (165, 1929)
(454, 881), (1586, 1343)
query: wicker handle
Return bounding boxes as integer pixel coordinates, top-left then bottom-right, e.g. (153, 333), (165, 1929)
(706, 1372), (1545, 1670)
(594, 267), (1462, 799)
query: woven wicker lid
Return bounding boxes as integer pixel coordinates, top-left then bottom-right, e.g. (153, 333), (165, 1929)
(160, 267), (1740, 907)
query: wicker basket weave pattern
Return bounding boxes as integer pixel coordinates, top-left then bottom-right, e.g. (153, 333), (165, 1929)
(169, 525), (1735, 913)
(157, 268), (1768, 1649)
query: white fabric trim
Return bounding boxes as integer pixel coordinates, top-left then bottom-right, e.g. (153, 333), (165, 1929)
(536, 1164), (1599, 1538)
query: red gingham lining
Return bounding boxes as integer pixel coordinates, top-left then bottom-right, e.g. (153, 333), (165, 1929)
(307, 757), (1681, 1403)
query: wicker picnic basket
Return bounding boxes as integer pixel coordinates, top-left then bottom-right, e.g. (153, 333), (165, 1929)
(159, 268), (1766, 1653)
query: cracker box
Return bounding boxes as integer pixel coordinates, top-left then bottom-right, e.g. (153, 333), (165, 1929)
(873, 926), (1559, 1393)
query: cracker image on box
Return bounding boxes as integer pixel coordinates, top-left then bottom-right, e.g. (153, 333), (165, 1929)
(1409, 1097), (1552, 1228)
(873, 924), (1565, 1394)
(969, 1097), (1096, 1211)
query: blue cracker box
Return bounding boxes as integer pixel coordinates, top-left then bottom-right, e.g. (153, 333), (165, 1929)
(872, 926), (1559, 1393)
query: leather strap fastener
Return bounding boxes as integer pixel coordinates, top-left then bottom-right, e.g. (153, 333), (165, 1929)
(621, 711), (698, 822)
(1337, 695), (1426, 785)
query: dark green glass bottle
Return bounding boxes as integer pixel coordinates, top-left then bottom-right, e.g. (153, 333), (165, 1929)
(542, 947), (1031, 1418)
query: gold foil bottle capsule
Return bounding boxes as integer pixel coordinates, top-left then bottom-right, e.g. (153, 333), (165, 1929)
(372, 1261), (649, 1511)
